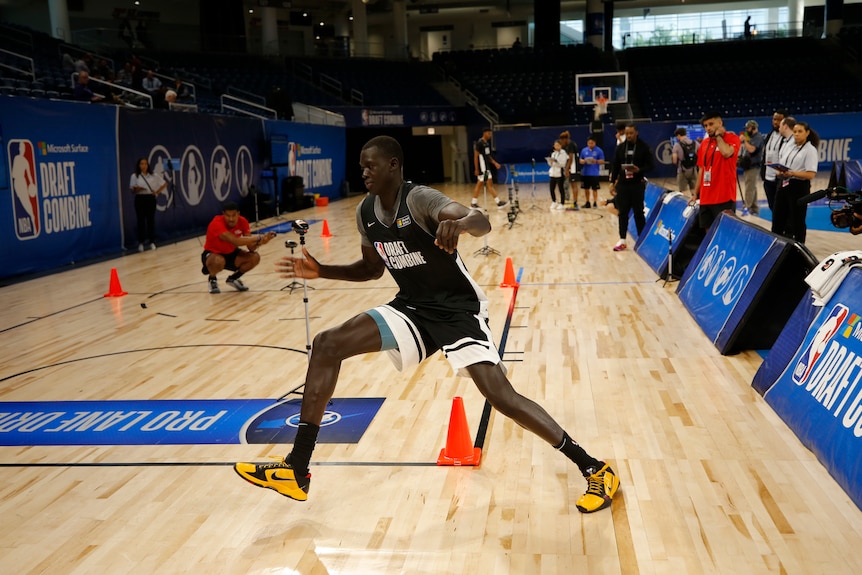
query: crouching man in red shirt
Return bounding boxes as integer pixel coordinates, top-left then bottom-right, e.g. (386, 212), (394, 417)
(201, 201), (276, 293)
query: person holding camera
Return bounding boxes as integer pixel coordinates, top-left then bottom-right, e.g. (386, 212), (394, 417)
(738, 120), (764, 215)
(201, 201), (276, 293)
(771, 120), (819, 243)
(234, 135), (620, 514)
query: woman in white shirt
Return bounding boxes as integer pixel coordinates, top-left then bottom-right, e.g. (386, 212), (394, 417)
(548, 140), (568, 210)
(772, 121), (819, 243)
(129, 157), (166, 251)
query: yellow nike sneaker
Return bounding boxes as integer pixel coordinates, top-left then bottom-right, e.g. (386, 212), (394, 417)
(234, 458), (311, 501)
(576, 463), (620, 513)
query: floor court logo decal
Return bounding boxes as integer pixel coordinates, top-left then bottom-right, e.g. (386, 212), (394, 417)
(0, 398), (384, 446)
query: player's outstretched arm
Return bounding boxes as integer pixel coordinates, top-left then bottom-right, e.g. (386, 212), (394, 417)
(277, 246), (384, 282)
(435, 202), (491, 254)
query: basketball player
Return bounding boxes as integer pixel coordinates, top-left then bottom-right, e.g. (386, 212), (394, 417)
(234, 136), (619, 514)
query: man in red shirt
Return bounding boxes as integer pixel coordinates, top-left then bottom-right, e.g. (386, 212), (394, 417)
(694, 110), (741, 230)
(201, 202), (276, 293)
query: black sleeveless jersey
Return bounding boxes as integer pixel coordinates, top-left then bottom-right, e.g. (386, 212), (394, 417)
(359, 183), (485, 313)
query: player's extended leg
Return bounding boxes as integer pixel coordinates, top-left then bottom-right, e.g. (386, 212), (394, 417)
(234, 313), (383, 500)
(466, 362), (620, 513)
(299, 313), (383, 423)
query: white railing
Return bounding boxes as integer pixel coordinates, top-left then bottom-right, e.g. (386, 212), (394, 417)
(71, 71), (153, 107)
(0, 47), (35, 79)
(291, 102), (345, 126)
(219, 93), (277, 119)
(319, 72), (342, 98)
(226, 86), (266, 105)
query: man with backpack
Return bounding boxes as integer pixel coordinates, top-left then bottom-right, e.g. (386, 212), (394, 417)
(672, 127), (698, 195)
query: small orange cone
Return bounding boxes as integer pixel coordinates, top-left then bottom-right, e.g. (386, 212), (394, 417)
(500, 257), (519, 288)
(320, 219), (333, 238)
(104, 268), (128, 297)
(437, 396), (482, 466)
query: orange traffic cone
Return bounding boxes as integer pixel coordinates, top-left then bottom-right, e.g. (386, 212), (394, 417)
(104, 268), (128, 297)
(320, 219), (333, 238)
(437, 396), (482, 466)
(500, 257), (519, 288)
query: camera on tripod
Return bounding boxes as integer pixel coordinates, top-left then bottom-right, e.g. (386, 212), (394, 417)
(799, 187), (862, 230)
(291, 219), (310, 235)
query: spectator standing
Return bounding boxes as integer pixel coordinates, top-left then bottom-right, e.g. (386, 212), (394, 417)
(694, 110), (741, 231)
(548, 139), (568, 210)
(772, 119), (818, 243)
(559, 131), (579, 209)
(579, 136), (605, 208)
(609, 123), (654, 251)
(770, 117), (797, 236)
(761, 109), (788, 212)
(671, 127), (698, 195)
(129, 157), (166, 252)
(738, 120), (764, 215)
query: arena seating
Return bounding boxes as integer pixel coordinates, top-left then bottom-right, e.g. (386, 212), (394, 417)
(4, 18), (862, 125)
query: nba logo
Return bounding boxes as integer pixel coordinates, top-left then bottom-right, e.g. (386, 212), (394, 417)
(792, 304), (849, 385)
(8, 139), (40, 240)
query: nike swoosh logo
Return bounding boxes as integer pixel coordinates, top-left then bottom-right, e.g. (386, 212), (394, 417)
(269, 470), (298, 483)
(367, 221), (376, 227)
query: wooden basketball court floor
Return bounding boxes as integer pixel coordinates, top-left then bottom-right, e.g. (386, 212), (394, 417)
(1, 179), (861, 575)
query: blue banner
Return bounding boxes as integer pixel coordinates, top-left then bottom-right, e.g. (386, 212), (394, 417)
(759, 269), (862, 510)
(263, 120), (346, 199)
(118, 109), (266, 247)
(0, 98), (120, 279)
(677, 214), (780, 345)
(843, 160), (862, 191)
(635, 192), (698, 276)
(0, 398), (384, 446)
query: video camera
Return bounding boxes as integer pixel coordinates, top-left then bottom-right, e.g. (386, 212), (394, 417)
(798, 187), (862, 229)
(290, 219), (310, 235)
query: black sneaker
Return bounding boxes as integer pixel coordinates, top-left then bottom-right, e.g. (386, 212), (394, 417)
(208, 277), (220, 294)
(582, 202), (591, 209)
